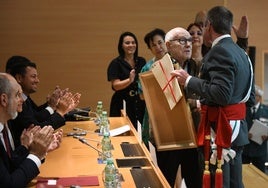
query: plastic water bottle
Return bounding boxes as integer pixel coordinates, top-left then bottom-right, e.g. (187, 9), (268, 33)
(100, 111), (109, 136)
(101, 132), (112, 162)
(95, 101), (103, 125)
(103, 158), (116, 188)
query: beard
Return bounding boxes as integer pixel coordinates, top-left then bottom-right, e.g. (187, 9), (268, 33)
(10, 111), (18, 120)
(7, 104), (18, 120)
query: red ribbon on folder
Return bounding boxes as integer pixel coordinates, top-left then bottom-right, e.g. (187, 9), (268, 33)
(36, 176), (99, 187)
(159, 61), (177, 104)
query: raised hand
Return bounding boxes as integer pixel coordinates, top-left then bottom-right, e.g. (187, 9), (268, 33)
(67, 92), (81, 112)
(28, 126), (54, 160)
(170, 69), (190, 86)
(232, 15), (248, 38)
(129, 69), (135, 83)
(56, 92), (74, 116)
(20, 125), (41, 149)
(47, 129), (63, 152)
(47, 86), (62, 110)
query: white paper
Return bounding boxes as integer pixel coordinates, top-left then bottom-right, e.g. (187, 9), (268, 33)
(137, 121), (142, 143)
(151, 53), (182, 109)
(249, 119), (268, 145)
(148, 141), (158, 166)
(109, 125), (130, 137)
(47, 179), (57, 185)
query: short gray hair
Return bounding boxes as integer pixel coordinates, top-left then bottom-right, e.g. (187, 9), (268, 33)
(0, 73), (12, 97)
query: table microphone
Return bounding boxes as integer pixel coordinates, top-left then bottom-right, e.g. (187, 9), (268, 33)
(74, 108), (90, 113)
(73, 114), (91, 121)
(78, 138), (109, 158)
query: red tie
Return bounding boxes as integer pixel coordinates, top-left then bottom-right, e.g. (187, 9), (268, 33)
(2, 125), (12, 158)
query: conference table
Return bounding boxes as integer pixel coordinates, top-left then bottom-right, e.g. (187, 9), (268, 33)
(28, 114), (268, 188)
(29, 115), (170, 188)
(242, 164), (268, 187)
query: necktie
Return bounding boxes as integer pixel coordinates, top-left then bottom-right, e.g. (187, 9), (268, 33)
(252, 107), (256, 119)
(2, 125), (12, 158)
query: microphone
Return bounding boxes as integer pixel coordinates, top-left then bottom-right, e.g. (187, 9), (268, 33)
(73, 127), (95, 134)
(73, 114), (91, 121)
(73, 111), (100, 123)
(73, 127), (89, 132)
(74, 108), (90, 113)
(73, 135), (100, 143)
(67, 131), (87, 137)
(78, 138), (109, 158)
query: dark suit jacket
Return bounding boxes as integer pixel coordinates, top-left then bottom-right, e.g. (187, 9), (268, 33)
(187, 36), (255, 146)
(243, 104), (268, 157)
(184, 58), (201, 131)
(9, 96), (65, 147)
(0, 141), (39, 188)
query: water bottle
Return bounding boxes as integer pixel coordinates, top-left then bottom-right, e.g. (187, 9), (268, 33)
(95, 101), (103, 125)
(100, 111), (109, 136)
(101, 132), (112, 162)
(103, 158), (116, 188)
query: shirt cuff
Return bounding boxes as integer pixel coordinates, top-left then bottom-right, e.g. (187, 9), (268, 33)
(185, 75), (192, 87)
(196, 100), (201, 109)
(27, 154), (41, 168)
(46, 106), (54, 115)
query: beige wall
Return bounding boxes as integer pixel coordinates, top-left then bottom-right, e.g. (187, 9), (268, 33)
(227, 0), (268, 90)
(0, 0), (266, 111)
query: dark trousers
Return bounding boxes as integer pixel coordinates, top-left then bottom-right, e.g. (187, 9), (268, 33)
(157, 148), (202, 188)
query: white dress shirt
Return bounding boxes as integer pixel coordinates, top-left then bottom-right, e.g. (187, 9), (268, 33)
(0, 122), (41, 168)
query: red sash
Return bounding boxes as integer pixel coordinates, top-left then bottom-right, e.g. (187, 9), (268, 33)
(198, 103), (246, 188)
(197, 103), (246, 148)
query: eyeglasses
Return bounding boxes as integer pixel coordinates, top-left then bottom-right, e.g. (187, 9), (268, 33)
(170, 37), (192, 45)
(189, 31), (203, 36)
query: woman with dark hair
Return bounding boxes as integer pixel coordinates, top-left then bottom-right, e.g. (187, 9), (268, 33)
(187, 23), (203, 74)
(137, 28), (167, 146)
(107, 31), (146, 129)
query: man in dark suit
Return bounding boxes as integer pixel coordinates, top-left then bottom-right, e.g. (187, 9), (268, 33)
(6, 58), (81, 147)
(242, 85), (268, 172)
(172, 6), (255, 188)
(0, 73), (55, 188)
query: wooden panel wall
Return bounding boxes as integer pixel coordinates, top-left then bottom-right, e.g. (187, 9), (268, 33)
(2, 0), (266, 112)
(227, 0), (268, 91)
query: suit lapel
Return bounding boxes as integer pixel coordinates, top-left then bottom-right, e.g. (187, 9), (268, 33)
(0, 140), (12, 171)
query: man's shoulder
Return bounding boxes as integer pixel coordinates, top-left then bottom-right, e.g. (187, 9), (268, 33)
(260, 104), (268, 110)
(259, 104), (268, 117)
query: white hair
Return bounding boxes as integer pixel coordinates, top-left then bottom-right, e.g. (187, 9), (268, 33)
(165, 27), (188, 43)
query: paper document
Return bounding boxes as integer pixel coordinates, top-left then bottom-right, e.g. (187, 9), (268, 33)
(137, 121), (142, 143)
(151, 53), (182, 109)
(149, 141), (158, 166)
(249, 119), (268, 145)
(109, 125), (130, 137)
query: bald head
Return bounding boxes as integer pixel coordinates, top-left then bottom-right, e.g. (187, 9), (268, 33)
(0, 73), (23, 122)
(0, 73), (15, 96)
(165, 27), (192, 64)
